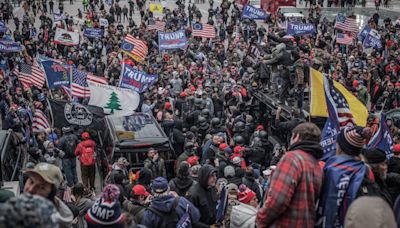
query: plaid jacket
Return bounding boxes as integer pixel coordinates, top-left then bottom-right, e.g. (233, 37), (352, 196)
(256, 150), (323, 228)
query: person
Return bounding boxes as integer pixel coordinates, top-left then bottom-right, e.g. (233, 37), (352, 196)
(85, 184), (126, 228)
(363, 148), (393, 206)
(256, 122), (323, 228)
(241, 166), (262, 202)
(144, 148), (167, 179)
(187, 164), (218, 227)
(344, 196), (397, 228)
(230, 184), (258, 228)
(140, 177), (201, 227)
(23, 162), (74, 227)
(388, 144), (400, 173)
(169, 161), (195, 196)
(123, 184), (150, 224)
(108, 157), (130, 185)
(74, 132), (96, 190)
(224, 183), (240, 228)
(58, 126), (79, 187)
(0, 193), (58, 228)
(71, 183), (94, 228)
(316, 126), (376, 228)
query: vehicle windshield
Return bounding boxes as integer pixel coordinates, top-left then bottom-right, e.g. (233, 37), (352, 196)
(108, 114), (164, 140)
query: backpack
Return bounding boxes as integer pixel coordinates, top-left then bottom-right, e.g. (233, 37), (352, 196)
(80, 145), (95, 166)
(147, 197), (181, 228)
(63, 134), (78, 157)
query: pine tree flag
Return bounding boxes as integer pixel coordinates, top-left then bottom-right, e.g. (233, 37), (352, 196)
(88, 82), (140, 116)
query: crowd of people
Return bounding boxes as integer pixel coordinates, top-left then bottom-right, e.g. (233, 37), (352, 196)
(0, 0), (400, 227)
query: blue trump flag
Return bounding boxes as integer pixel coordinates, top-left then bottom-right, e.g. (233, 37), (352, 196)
(357, 24), (371, 42)
(83, 28), (104, 39)
(0, 22), (8, 33)
(320, 76), (355, 161)
(0, 40), (23, 52)
(367, 114), (394, 159)
(40, 59), (71, 89)
(242, 5), (269, 20)
(287, 22), (316, 36)
(216, 185), (228, 223)
(158, 30), (188, 50)
(363, 29), (382, 50)
(119, 64), (158, 93)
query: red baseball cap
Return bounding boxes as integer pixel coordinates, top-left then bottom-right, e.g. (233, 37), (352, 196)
(132, 184), (149, 197)
(256, 125), (264, 131)
(164, 102), (172, 110)
(187, 156), (199, 166)
(234, 146), (245, 154)
(393, 144), (400, 154)
(180, 91), (187, 97)
(219, 143), (229, 151)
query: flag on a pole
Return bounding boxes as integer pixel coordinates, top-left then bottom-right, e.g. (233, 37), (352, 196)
(192, 23), (216, 39)
(334, 14), (359, 33)
(367, 114), (394, 159)
(88, 82), (140, 116)
(71, 69), (108, 98)
(15, 63), (45, 89)
(309, 68), (368, 126)
(148, 20), (166, 31)
(32, 109), (50, 133)
(121, 35), (148, 62)
(149, 3), (163, 13)
(320, 76), (355, 160)
(336, 33), (354, 45)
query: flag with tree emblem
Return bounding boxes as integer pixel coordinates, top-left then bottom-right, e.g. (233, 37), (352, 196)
(88, 81), (140, 116)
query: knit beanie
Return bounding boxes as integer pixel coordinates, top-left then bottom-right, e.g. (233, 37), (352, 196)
(85, 184), (125, 228)
(337, 126), (371, 156)
(178, 161), (190, 177)
(224, 165), (235, 178)
(238, 184), (256, 204)
(363, 148), (387, 164)
(151, 177), (169, 194)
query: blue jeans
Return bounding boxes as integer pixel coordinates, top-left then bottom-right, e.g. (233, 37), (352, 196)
(62, 158), (78, 187)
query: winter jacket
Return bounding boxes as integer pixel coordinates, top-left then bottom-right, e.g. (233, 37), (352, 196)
(242, 175), (262, 202)
(74, 139), (96, 166)
(73, 197), (94, 228)
(169, 176), (195, 197)
(123, 199), (146, 224)
(230, 203), (257, 228)
(143, 157), (167, 178)
(140, 195), (201, 227)
(54, 197), (74, 228)
(187, 165), (218, 227)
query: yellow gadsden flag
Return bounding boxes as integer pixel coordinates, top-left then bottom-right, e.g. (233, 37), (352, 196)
(149, 3), (163, 13)
(309, 68), (368, 126)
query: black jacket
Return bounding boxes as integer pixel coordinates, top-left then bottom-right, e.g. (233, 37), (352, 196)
(187, 165), (218, 227)
(169, 176), (195, 197)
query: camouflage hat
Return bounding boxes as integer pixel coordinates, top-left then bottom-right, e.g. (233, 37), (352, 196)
(0, 193), (57, 228)
(24, 163), (64, 188)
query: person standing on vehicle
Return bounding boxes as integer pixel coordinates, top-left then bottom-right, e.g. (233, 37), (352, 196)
(144, 148), (166, 179)
(74, 132), (96, 190)
(58, 126), (79, 187)
(187, 164), (218, 227)
(141, 177), (201, 227)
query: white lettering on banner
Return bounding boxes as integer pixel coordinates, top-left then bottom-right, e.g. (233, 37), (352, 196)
(247, 7), (265, 16)
(125, 68), (154, 83)
(336, 175), (350, 206)
(160, 31), (185, 40)
(290, 23), (314, 31)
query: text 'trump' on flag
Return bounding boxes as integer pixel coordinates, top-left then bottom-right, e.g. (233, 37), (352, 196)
(121, 35), (148, 62)
(309, 68), (368, 126)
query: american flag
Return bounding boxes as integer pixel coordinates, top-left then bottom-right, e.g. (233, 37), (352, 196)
(336, 33), (354, 45)
(334, 14), (359, 33)
(71, 69), (108, 98)
(121, 35), (148, 62)
(192, 23), (216, 39)
(148, 20), (165, 31)
(32, 109), (50, 133)
(320, 76), (355, 161)
(14, 63), (45, 89)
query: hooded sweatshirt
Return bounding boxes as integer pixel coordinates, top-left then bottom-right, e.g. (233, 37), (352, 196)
(187, 164), (218, 227)
(230, 203), (258, 228)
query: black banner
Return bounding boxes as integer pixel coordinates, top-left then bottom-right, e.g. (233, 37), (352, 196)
(48, 99), (105, 131)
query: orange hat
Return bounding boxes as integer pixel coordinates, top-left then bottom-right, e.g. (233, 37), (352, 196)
(187, 156), (199, 166)
(393, 144), (400, 154)
(81, 132), (90, 139)
(164, 102), (172, 110)
(219, 143), (229, 151)
(234, 146), (244, 154)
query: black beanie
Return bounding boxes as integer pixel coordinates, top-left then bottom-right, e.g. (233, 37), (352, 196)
(363, 148), (387, 164)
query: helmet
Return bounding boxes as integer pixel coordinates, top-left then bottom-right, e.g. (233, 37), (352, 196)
(233, 135), (245, 146)
(259, 130), (268, 142)
(62, 127), (72, 133)
(233, 121), (245, 133)
(201, 109), (210, 118)
(211, 117), (221, 127)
